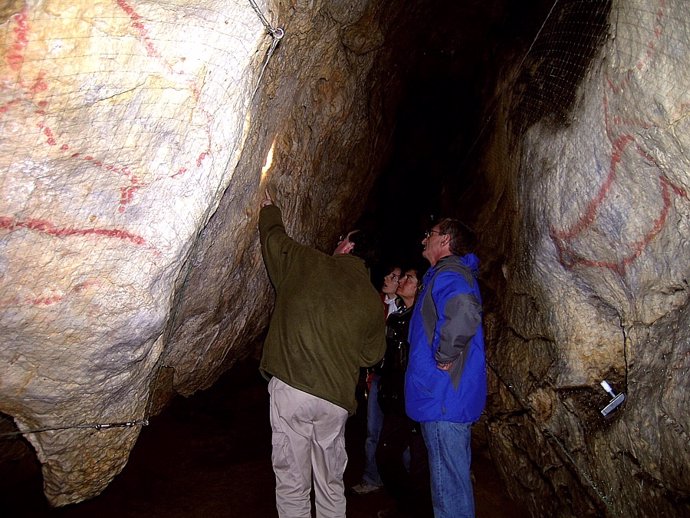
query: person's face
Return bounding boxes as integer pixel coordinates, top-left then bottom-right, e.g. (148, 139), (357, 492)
(382, 267), (401, 295)
(421, 225), (447, 266)
(333, 230), (357, 255)
(396, 270), (419, 300)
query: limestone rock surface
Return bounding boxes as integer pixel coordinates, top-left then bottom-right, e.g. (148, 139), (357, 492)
(476, 1), (690, 516)
(0, 0), (395, 506)
(3, 0), (690, 516)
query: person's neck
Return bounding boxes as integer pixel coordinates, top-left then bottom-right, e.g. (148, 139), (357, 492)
(383, 293), (396, 302)
(400, 295), (414, 308)
(432, 253), (453, 266)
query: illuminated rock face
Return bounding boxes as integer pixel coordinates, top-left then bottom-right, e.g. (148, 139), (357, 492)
(478, 0), (690, 516)
(2, 0), (689, 515)
(0, 0), (266, 505)
(0, 0), (390, 506)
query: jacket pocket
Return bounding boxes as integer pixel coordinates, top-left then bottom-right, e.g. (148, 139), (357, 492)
(406, 370), (440, 419)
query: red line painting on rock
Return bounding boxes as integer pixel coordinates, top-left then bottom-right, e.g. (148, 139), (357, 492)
(0, 216), (150, 247)
(0, 279), (101, 308)
(116, 0), (162, 60)
(1, 1), (215, 217)
(5, 6), (29, 71)
(549, 0), (688, 275)
(0, 3), (228, 309)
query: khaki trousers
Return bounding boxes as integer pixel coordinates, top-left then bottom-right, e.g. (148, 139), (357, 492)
(268, 377), (349, 518)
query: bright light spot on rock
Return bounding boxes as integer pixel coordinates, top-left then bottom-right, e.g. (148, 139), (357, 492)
(261, 139), (276, 180)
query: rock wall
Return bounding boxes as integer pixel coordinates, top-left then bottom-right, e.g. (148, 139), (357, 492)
(4, 0), (689, 514)
(0, 0), (396, 506)
(479, 0), (690, 516)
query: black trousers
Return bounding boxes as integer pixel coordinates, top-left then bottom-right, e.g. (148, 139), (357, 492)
(376, 412), (433, 518)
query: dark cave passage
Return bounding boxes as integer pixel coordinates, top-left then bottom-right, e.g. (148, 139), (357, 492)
(360, 0), (560, 274)
(0, 357), (529, 517)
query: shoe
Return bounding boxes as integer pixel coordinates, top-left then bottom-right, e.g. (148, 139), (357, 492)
(351, 481), (383, 495)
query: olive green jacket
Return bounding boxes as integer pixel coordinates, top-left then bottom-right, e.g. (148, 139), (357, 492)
(259, 205), (386, 414)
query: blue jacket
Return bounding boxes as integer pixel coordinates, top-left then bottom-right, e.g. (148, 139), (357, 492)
(405, 254), (487, 423)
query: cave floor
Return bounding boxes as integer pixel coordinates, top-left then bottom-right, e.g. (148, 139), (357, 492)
(1, 358), (529, 518)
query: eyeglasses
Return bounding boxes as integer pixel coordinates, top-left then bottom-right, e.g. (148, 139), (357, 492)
(424, 229), (442, 238)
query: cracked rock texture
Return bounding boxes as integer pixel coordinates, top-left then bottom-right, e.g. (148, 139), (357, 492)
(1, 0), (689, 516)
(475, 0), (690, 516)
(0, 0), (394, 506)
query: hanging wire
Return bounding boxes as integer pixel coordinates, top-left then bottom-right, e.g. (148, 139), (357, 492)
(0, 365), (175, 440)
(0, 419), (149, 438)
(248, 0), (285, 99)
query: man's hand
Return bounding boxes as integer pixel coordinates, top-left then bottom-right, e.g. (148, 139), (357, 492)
(436, 360), (454, 371)
(261, 189), (274, 208)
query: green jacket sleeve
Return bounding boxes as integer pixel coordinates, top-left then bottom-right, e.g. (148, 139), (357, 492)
(259, 204), (298, 288)
(358, 315), (387, 368)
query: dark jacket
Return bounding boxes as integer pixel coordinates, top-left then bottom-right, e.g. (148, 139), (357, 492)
(259, 205), (386, 414)
(377, 305), (413, 415)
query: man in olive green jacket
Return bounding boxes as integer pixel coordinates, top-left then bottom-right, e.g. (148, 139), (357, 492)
(259, 191), (386, 518)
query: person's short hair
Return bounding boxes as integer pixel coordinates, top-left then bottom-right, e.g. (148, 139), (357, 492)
(348, 228), (379, 268)
(399, 261), (427, 294)
(400, 261), (427, 282)
(437, 218), (476, 256)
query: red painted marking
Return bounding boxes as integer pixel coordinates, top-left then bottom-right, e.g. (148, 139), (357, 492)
(30, 294), (64, 306)
(552, 135), (633, 241)
(196, 151), (209, 167)
(30, 72), (48, 93)
(553, 175), (678, 275)
(0, 98), (20, 115)
(43, 126), (56, 146)
(119, 184), (141, 212)
(0, 216), (147, 246)
(0, 279), (102, 308)
(6, 7), (29, 70)
(116, 0), (161, 59)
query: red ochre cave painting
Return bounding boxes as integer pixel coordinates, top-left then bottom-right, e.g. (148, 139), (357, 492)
(1, 5), (212, 227)
(549, 0), (688, 276)
(1, 2), (212, 211)
(1, 2), (221, 306)
(0, 278), (100, 308)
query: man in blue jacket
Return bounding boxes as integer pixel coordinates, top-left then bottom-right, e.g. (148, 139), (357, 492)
(405, 218), (486, 518)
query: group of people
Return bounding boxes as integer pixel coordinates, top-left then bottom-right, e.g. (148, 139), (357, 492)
(258, 190), (487, 518)
(352, 262), (431, 518)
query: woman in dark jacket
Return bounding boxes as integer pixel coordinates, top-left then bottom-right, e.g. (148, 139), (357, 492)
(376, 267), (432, 518)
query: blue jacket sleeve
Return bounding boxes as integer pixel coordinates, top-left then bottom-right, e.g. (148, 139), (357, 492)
(433, 272), (481, 365)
